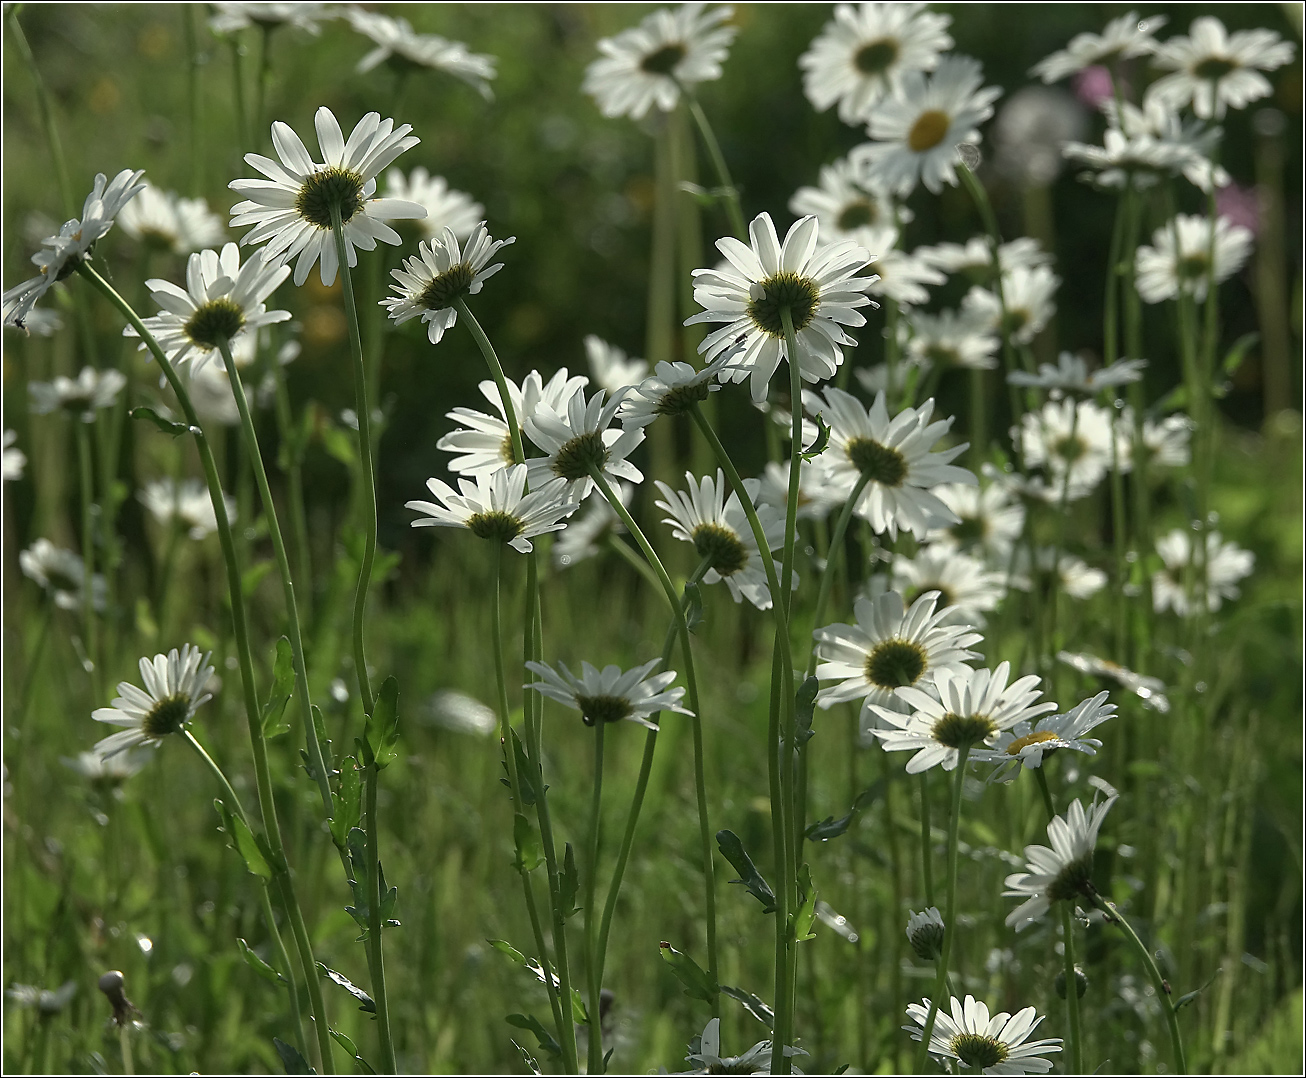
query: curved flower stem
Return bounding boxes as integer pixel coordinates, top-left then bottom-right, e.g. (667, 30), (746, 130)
(918, 772), (934, 908)
(74, 419), (100, 699)
(584, 719), (607, 1075)
(329, 206), (377, 715)
(606, 533), (670, 603)
(1088, 888), (1187, 1075)
(217, 340), (330, 815)
(589, 469), (717, 1004)
(1033, 768), (1082, 1075)
(455, 298), (526, 466)
(78, 264), (334, 1075)
(684, 92), (747, 242)
(915, 745), (970, 1074)
(184, 729), (307, 1057)
(271, 364), (314, 618)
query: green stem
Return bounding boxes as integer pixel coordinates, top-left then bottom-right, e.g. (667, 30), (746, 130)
(8, 7), (73, 215)
(119, 1022), (134, 1077)
(1032, 769), (1081, 1074)
(915, 745), (971, 1073)
(803, 475), (870, 680)
(74, 419), (100, 699)
(607, 533), (671, 604)
(330, 206), (377, 715)
(918, 772), (934, 908)
(363, 763), (397, 1072)
(455, 298), (526, 466)
(585, 719), (607, 1075)
(684, 93), (746, 241)
(272, 365), (313, 619)
(184, 6), (203, 194)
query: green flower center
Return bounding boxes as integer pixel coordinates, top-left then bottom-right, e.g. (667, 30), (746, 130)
(184, 297), (246, 350)
(1177, 253), (1210, 281)
(143, 693), (193, 739)
(1193, 56), (1237, 81)
(656, 380), (712, 416)
(864, 639), (927, 690)
(1001, 308), (1030, 336)
(417, 262), (476, 310)
(907, 584), (954, 610)
(908, 109), (951, 153)
(854, 37), (899, 76)
(467, 510), (525, 544)
(551, 431), (609, 482)
(925, 343), (962, 367)
(138, 226), (178, 250)
(1053, 434), (1086, 463)
(747, 271), (821, 339)
(931, 711), (997, 748)
(575, 693), (633, 726)
(295, 165), (366, 229)
(951, 516), (986, 544)
(836, 199), (877, 231)
(692, 522), (748, 576)
(1006, 729), (1060, 755)
(1047, 853), (1095, 902)
(950, 1032), (1010, 1070)
(640, 42), (686, 75)
(846, 437), (908, 487)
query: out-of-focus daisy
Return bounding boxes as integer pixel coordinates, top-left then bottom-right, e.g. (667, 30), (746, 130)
(524, 387), (645, 499)
(1124, 409), (1192, 470)
(688, 212), (876, 402)
(381, 223), (512, 344)
(1017, 398), (1123, 501)
(347, 8), (496, 97)
(524, 657), (689, 731)
(993, 86), (1088, 189)
(439, 368), (589, 479)
(552, 481), (629, 570)
(905, 907), (945, 960)
(1007, 547), (1108, 600)
(20, 538), (107, 612)
(208, 2), (334, 35)
(7, 308), (62, 337)
(229, 107), (425, 287)
(62, 747), (155, 786)
(1031, 11), (1167, 83)
(925, 480), (1025, 561)
(1057, 650), (1170, 713)
(866, 245), (945, 307)
(118, 184), (226, 255)
(1100, 96), (1229, 190)
(1148, 16), (1295, 121)
(5, 982), (78, 1017)
(676, 1016), (807, 1075)
(3, 169), (146, 330)
(853, 358), (922, 399)
(1135, 214), (1253, 304)
(405, 463), (577, 554)
(915, 235), (1052, 279)
(586, 335), (648, 395)
(981, 690), (1115, 781)
(962, 264), (1059, 346)
(186, 363), (242, 425)
(890, 546), (1006, 626)
(858, 55), (1002, 196)
(1005, 795), (1118, 930)
(871, 662), (1055, 773)
(1152, 528), (1254, 615)
(29, 367), (127, 422)
(125, 242), (290, 378)
(814, 591), (983, 733)
(799, 3), (953, 124)
(1009, 353), (1146, 396)
(655, 469), (788, 611)
(905, 994), (1062, 1074)
(138, 477), (236, 540)
(92, 645), (216, 757)
(757, 459), (845, 520)
(789, 156), (910, 249)
(583, 3), (736, 121)
(815, 388), (974, 540)
(902, 308), (998, 371)
(384, 167), (483, 241)
(3, 430), (25, 482)
(619, 355), (732, 428)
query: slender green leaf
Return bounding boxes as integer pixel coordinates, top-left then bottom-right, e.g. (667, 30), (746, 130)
(130, 405), (192, 438)
(237, 938), (285, 984)
(318, 963), (376, 1014)
(213, 800), (272, 879)
(715, 829), (777, 913)
(558, 842), (580, 919)
(684, 581), (704, 635)
(1174, 969), (1221, 1011)
(505, 1014), (561, 1059)
(794, 675), (819, 748)
(262, 636), (294, 738)
(791, 864), (818, 943)
(721, 985), (774, 1029)
(514, 813), (544, 873)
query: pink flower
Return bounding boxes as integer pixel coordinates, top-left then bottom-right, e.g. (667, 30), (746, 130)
(1073, 65), (1117, 108)
(1216, 182), (1260, 236)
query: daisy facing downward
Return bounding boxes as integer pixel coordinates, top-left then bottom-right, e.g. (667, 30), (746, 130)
(524, 658), (690, 730)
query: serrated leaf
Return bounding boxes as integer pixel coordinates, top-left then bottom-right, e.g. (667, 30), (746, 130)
(237, 938), (285, 984)
(214, 799), (273, 879)
(716, 829), (777, 913)
(130, 405), (193, 438)
(514, 813), (544, 873)
(303, 705), (335, 785)
(503, 728), (538, 806)
(791, 864), (818, 943)
(660, 941), (718, 1003)
(720, 985), (774, 1029)
(273, 1036), (314, 1074)
(505, 1014), (561, 1059)
(684, 581), (704, 635)
(318, 963), (376, 1014)
(801, 414), (831, 460)
(558, 843), (580, 919)
(262, 637), (294, 738)
(794, 675), (819, 748)
(363, 676), (400, 769)
(330, 757), (362, 848)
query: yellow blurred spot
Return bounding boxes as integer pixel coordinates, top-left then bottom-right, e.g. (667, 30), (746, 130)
(88, 77), (121, 115)
(305, 275), (342, 302)
(304, 305), (346, 347)
(625, 176), (655, 215)
(507, 303), (546, 345)
(138, 23), (171, 58)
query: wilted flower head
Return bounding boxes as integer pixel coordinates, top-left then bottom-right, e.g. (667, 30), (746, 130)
(347, 8), (496, 97)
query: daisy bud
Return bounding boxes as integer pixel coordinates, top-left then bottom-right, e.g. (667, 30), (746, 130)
(906, 907), (946, 961)
(1055, 965), (1089, 1000)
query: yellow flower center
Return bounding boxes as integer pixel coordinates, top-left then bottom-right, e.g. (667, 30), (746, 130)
(908, 109), (951, 153)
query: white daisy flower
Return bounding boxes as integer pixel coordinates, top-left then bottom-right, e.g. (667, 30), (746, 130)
(1148, 16), (1295, 121)
(915, 235), (1053, 279)
(1062, 124), (1192, 193)
(1124, 409), (1192, 470)
(890, 546), (1006, 627)
(1048, 551), (1108, 600)
(5, 981), (78, 1016)
(815, 388), (974, 541)
(859, 55), (1002, 197)
(3, 430), (25, 482)
(789, 155), (910, 248)
(1008, 352), (1146, 395)
(583, 3), (736, 121)
(1057, 650), (1170, 713)
(902, 307), (999, 372)
(3, 169), (147, 330)
(962, 264), (1059, 346)
(523, 386), (645, 499)
(905, 994), (1062, 1074)
(619, 355), (732, 428)
(92, 644), (216, 757)
(654, 469), (788, 611)
(62, 746), (155, 785)
(19, 538), (107, 612)
(228, 106), (425, 287)
(992, 85), (1089, 189)
(1135, 214), (1253, 305)
(686, 212), (877, 403)
(871, 662), (1056, 773)
(384, 167), (483, 242)
(867, 245), (945, 307)
(854, 357), (924, 399)
(552, 481), (629, 570)
(524, 657), (690, 731)
(438, 368), (590, 479)
(118, 183), (226, 255)
(756, 459), (846, 521)
(676, 1017), (807, 1075)
(585, 335), (648, 395)
(905, 907), (946, 960)
(347, 8), (496, 97)
(980, 690), (1116, 781)
(814, 591), (983, 734)
(138, 477), (236, 540)
(124, 242), (291, 378)
(1095, 96), (1229, 192)
(380, 223), (513, 344)
(1004, 794), (1118, 930)
(208, 2), (334, 35)
(1152, 528), (1254, 615)
(28, 366), (127, 423)
(1016, 397), (1123, 501)
(185, 362), (243, 426)
(925, 479), (1026, 561)
(405, 463), (578, 554)
(1031, 11), (1167, 83)
(799, 3), (954, 125)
